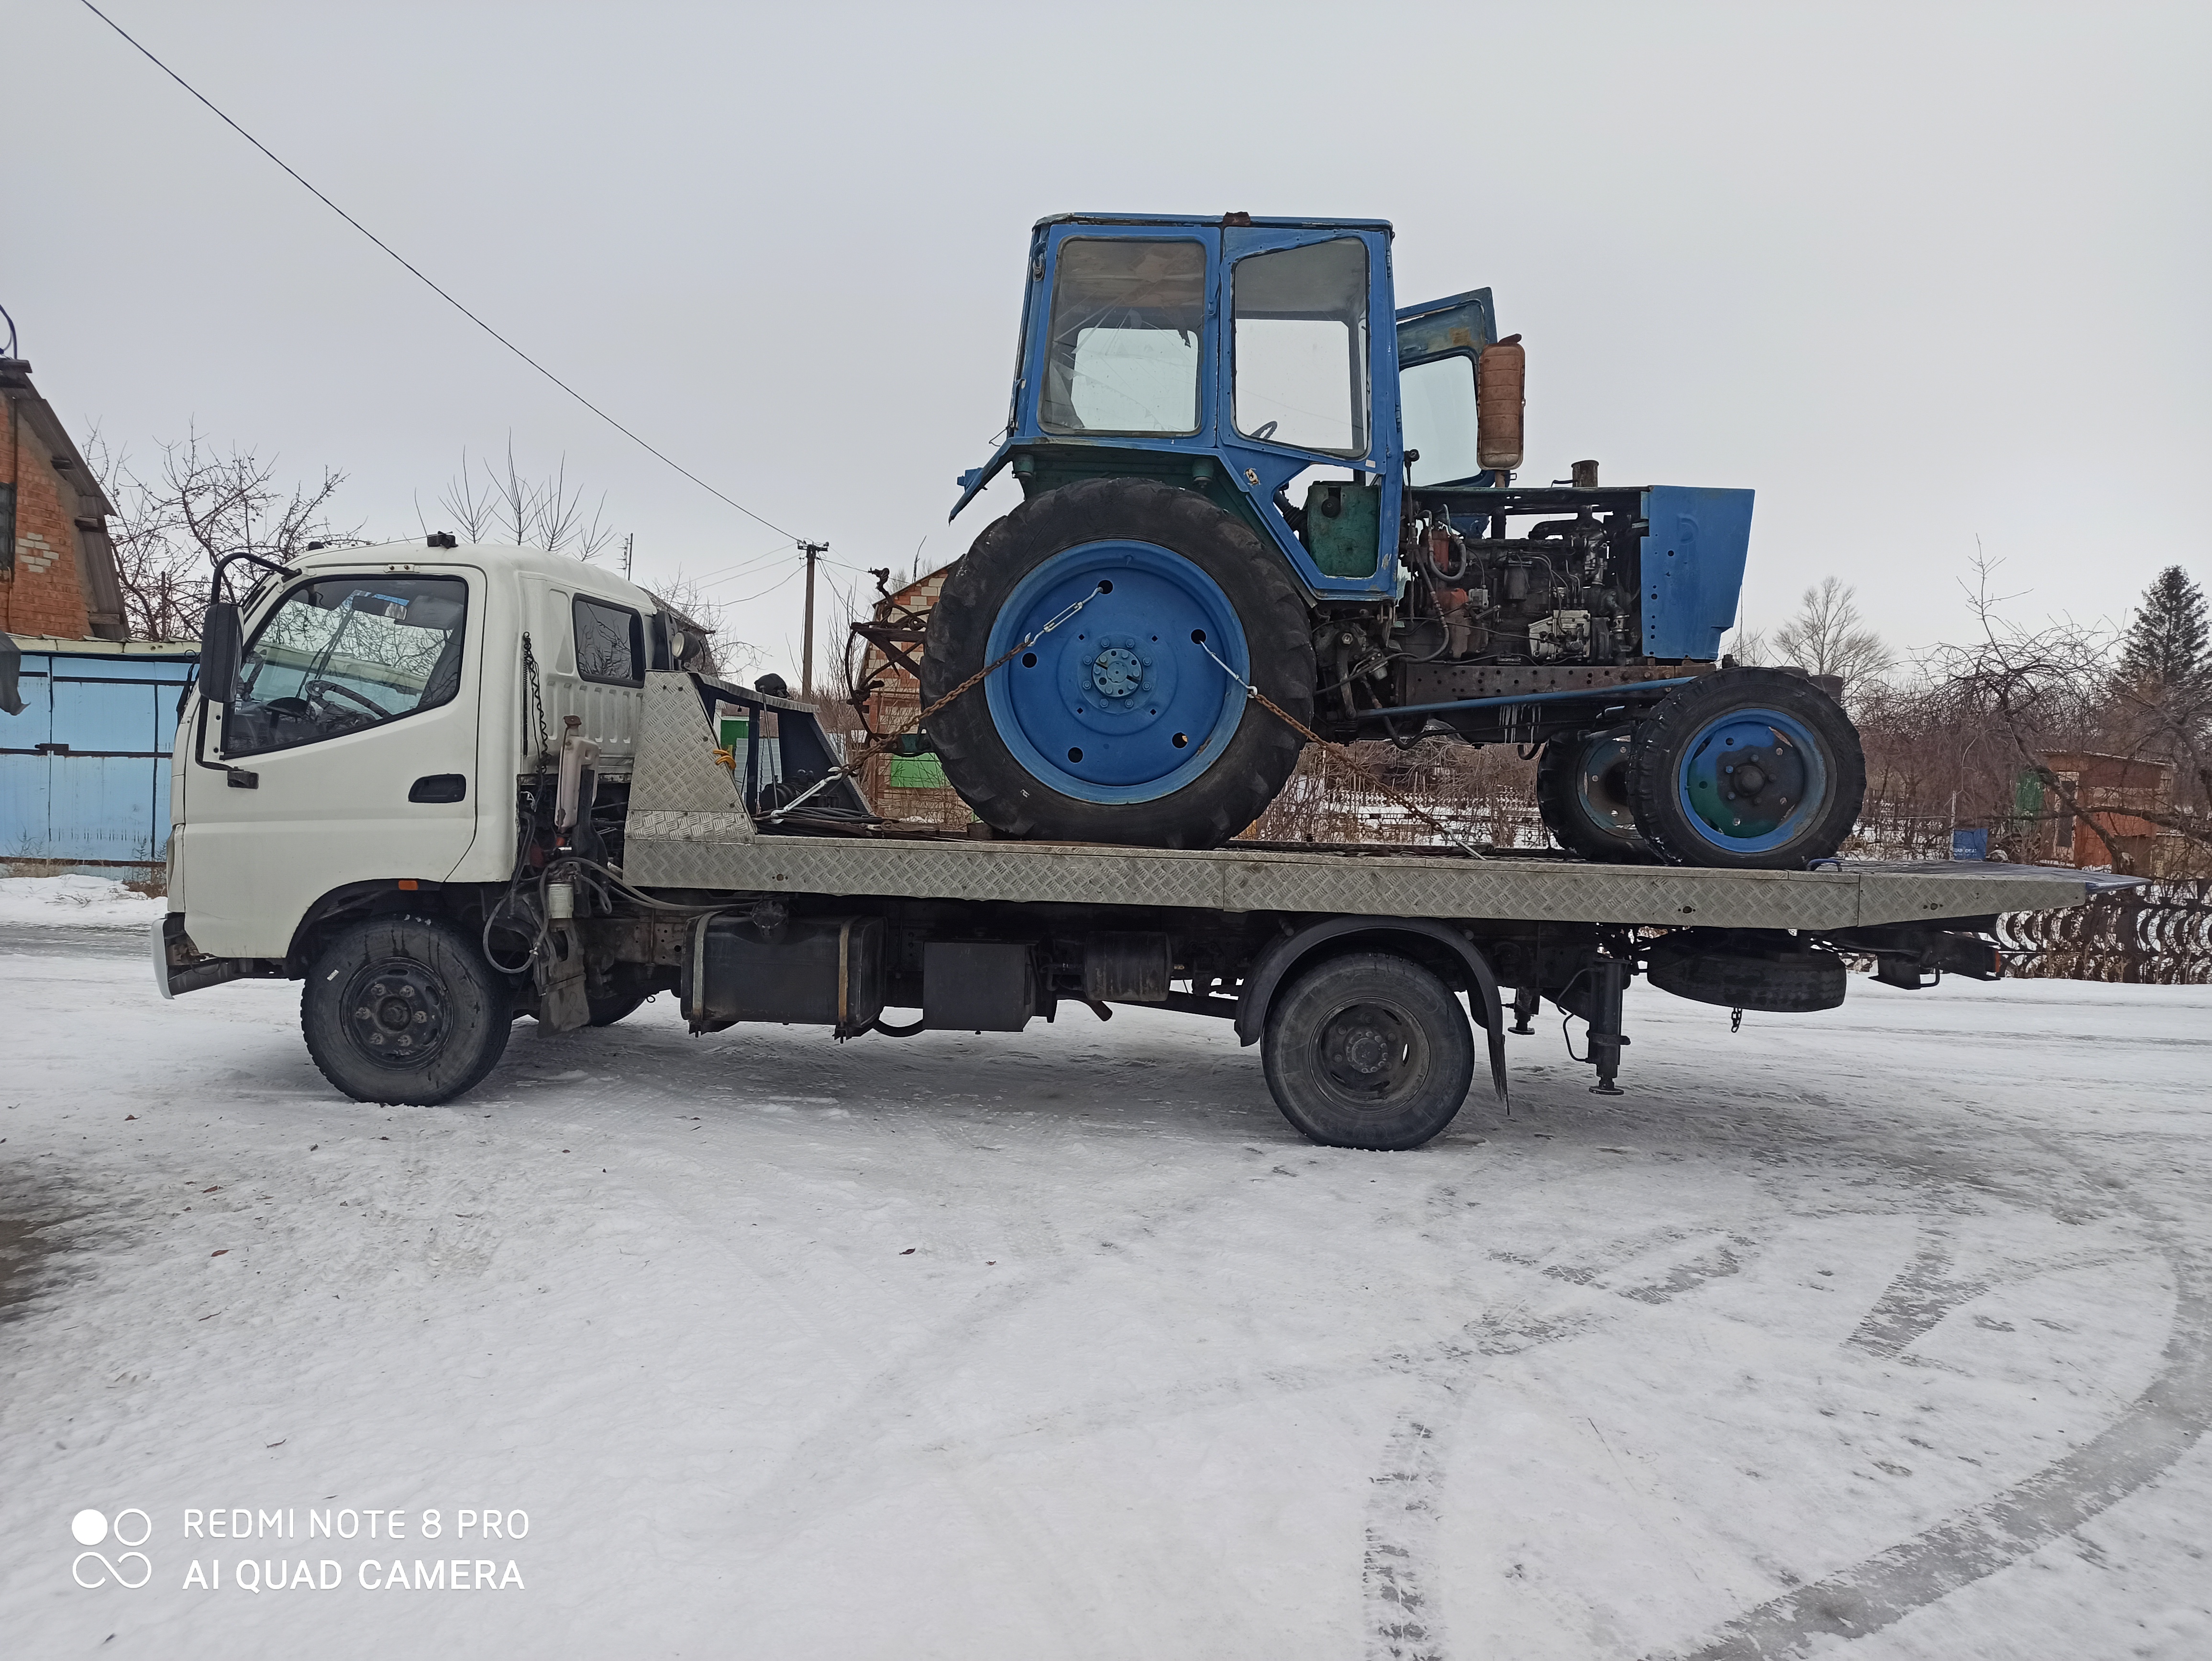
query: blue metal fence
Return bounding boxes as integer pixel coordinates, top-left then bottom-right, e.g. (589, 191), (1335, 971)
(1, 642), (198, 865)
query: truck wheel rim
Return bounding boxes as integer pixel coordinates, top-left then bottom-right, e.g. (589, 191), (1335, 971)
(1316, 1000), (1424, 1104)
(983, 540), (1250, 804)
(1673, 706), (1829, 853)
(341, 957), (452, 1068)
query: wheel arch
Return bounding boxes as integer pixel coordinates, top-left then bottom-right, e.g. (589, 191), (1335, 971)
(284, 879), (502, 977)
(1234, 915), (1507, 1111)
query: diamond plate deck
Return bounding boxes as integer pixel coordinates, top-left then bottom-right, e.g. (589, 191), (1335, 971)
(622, 672), (2098, 929)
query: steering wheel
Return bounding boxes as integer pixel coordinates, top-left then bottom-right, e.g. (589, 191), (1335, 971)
(305, 679), (394, 720)
(1251, 420), (1279, 442)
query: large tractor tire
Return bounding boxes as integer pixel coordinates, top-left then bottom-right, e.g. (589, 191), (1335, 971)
(922, 477), (1315, 848)
(1625, 668), (1865, 869)
(1536, 724), (1654, 863)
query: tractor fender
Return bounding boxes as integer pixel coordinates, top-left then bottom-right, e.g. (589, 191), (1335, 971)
(1234, 915), (1508, 1112)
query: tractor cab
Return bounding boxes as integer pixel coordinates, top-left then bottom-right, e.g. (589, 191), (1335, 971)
(953, 213), (1506, 601)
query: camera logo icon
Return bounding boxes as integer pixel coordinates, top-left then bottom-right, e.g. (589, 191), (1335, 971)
(71, 1508), (152, 1588)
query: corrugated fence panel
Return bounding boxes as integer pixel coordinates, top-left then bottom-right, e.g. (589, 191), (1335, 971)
(4, 650), (195, 864)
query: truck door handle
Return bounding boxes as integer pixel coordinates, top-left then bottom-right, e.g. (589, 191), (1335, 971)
(408, 774), (467, 804)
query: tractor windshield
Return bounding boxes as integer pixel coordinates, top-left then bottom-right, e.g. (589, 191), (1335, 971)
(1038, 239), (1206, 437)
(1232, 238), (1369, 457)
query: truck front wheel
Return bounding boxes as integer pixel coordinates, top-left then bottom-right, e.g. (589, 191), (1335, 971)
(302, 917), (513, 1106)
(1261, 952), (1475, 1151)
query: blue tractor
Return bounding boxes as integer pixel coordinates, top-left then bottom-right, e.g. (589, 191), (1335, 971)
(919, 212), (1863, 867)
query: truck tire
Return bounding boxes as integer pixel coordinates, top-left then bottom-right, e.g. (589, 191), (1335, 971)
(1261, 952), (1474, 1151)
(1537, 725), (1653, 862)
(1646, 933), (1847, 1012)
(922, 477), (1314, 848)
(302, 916), (513, 1106)
(1625, 668), (1864, 869)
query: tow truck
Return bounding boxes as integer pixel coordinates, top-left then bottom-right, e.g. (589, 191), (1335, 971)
(155, 540), (2105, 1150)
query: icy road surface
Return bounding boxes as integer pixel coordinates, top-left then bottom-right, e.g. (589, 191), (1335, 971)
(3, 925), (2209, 1659)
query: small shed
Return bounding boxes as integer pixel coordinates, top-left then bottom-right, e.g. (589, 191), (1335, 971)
(1, 634), (198, 867)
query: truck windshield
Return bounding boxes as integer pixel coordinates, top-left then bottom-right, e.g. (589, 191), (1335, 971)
(225, 576), (469, 758)
(1038, 239), (1206, 437)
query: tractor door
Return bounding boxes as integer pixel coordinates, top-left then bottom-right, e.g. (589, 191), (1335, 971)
(1394, 288), (1497, 487)
(1217, 225), (1398, 588)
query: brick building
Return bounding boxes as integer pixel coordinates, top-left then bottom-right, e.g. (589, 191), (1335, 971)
(1, 356), (127, 641)
(2016, 751), (2202, 878)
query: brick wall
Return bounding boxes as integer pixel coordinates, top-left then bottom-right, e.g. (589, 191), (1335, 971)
(4, 399), (93, 639)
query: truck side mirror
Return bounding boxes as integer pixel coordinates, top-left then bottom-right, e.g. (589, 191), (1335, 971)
(199, 601), (242, 705)
(1477, 334), (1526, 473)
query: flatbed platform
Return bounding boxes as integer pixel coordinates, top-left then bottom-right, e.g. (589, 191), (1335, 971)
(623, 676), (2105, 931)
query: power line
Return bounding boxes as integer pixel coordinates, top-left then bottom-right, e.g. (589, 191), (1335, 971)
(75, 0), (813, 552)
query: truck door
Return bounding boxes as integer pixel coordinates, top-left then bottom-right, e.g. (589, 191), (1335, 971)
(178, 567), (482, 960)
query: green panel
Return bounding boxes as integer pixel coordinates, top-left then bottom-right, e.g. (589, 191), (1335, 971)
(887, 753), (950, 789)
(1304, 480), (1380, 577)
(718, 715), (750, 751)
(2013, 770), (2044, 816)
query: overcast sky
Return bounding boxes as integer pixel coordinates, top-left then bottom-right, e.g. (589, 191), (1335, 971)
(9, 1), (2207, 677)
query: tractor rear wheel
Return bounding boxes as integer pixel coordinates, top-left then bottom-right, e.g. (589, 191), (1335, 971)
(921, 477), (1315, 848)
(1625, 668), (1865, 869)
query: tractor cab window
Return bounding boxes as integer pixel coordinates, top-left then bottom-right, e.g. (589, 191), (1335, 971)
(1038, 239), (1205, 436)
(225, 576), (469, 758)
(1400, 354), (1482, 485)
(1232, 238), (1369, 456)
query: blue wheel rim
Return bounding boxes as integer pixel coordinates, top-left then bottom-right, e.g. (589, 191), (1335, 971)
(1673, 705), (1829, 854)
(983, 540), (1250, 805)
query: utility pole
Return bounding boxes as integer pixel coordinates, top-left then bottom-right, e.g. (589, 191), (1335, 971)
(621, 532), (633, 581)
(798, 540), (828, 698)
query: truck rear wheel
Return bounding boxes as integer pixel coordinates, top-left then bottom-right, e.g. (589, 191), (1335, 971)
(302, 917), (513, 1106)
(1626, 668), (1865, 869)
(922, 477), (1314, 848)
(1261, 952), (1475, 1151)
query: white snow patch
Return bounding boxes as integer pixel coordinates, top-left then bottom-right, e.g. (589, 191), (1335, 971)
(0, 873), (167, 929)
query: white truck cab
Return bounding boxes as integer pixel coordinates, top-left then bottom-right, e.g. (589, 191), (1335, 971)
(166, 540), (669, 962)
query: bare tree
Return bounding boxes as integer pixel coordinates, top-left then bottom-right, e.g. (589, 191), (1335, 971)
(643, 570), (757, 679)
(428, 440), (619, 559)
(1721, 624), (1770, 666)
(1773, 576), (1895, 704)
(90, 427), (351, 639)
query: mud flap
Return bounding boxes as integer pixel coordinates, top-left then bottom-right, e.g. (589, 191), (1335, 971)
(537, 922), (590, 1031)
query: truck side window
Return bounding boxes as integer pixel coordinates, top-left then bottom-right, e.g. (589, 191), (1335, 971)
(573, 597), (645, 687)
(225, 576), (469, 758)
(1038, 238), (1206, 437)
(1232, 238), (1369, 456)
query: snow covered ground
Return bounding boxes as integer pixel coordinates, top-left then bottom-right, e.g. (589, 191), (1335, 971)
(0, 874), (167, 930)
(3, 894), (2209, 1659)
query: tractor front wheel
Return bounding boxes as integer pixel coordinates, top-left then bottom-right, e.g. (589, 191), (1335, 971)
(1537, 724), (1654, 862)
(1625, 669), (1865, 869)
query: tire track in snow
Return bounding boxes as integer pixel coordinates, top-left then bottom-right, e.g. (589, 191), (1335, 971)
(1360, 1200), (1772, 1661)
(1642, 1102), (2212, 1661)
(1650, 1236), (2210, 1661)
